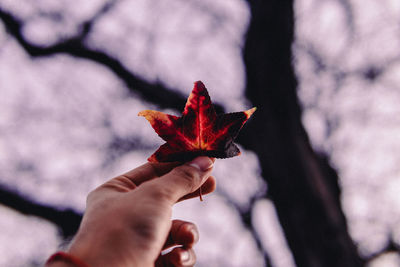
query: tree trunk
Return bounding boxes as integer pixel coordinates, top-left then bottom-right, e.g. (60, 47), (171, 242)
(239, 1), (364, 266)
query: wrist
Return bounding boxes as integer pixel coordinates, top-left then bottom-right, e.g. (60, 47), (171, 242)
(45, 251), (90, 267)
(65, 227), (149, 267)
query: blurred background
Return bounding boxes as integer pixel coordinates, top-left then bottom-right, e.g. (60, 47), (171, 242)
(0, 0), (399, 266)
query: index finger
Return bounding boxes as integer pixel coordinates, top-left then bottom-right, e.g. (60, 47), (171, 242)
(121, 161), (181, 186)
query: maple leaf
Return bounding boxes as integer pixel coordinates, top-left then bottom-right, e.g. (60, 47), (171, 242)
(138, 81), (256, 163)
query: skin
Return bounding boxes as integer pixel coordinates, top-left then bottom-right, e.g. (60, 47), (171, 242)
(46, 156), (216, 267)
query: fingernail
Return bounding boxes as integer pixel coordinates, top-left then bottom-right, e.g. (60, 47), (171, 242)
(180, 250), (190, 262)
(188, 157), (213, 171)
(190, 227), (199, 244)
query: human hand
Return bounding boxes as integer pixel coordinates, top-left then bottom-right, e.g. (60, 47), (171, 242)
(47, 156), (216, 267)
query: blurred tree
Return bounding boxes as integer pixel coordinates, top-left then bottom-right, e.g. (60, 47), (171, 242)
(240, 1), (364, 266)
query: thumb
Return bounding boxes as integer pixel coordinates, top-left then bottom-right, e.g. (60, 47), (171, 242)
(145, 157), (214, 203)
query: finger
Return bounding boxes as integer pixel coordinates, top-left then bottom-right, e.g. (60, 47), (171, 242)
(97, 162), (181, 193)
(179, 176), (216, 201)
(119, 161), (181, 186)
(156, 247), (196, 267)
(163, 220), (199, 250)
(145, 157), (214, 203)
(111, 158), (215, 189)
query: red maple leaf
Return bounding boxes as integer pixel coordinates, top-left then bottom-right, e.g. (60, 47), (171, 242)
(138, 81), (256, 162)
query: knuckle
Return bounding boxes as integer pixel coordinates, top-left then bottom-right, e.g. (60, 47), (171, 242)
(173, 166), (200, 192)
(130, 219), (158, 242)
(147, 183), (175, 202)
(86, 189), (98, 204)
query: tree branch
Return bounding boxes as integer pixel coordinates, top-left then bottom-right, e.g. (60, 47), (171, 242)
(0, 185), (82, 238)
(364, 238), (400, 263)
(0, 8), (189, 111)
(216, 187), (271, 266)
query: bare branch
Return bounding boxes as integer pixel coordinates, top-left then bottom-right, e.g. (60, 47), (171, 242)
(216, 187), (271, 266)
(0, 184), (82, 238)
(0, 8), (189, 111)
(364, 238), (400, 263)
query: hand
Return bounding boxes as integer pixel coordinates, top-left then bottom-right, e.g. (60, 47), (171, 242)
(50, 156), (216, 267)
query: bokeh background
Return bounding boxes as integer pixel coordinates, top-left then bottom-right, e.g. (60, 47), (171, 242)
(0, 0), (399, 266)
